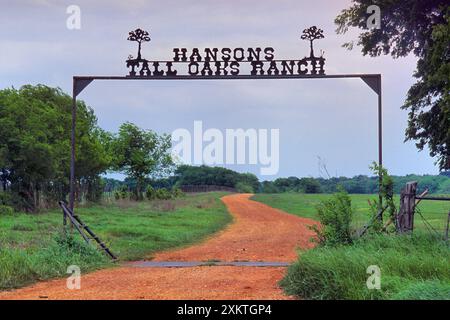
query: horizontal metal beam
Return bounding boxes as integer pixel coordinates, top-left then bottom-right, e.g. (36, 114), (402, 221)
(74, 73), (381, 81)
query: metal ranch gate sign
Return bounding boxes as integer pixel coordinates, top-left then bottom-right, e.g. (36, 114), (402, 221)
(126, 27), (326, 78)
(69, 27), (383, 217)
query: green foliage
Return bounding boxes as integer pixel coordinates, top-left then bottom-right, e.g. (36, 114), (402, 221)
(313, 190), (353, 246)
(0, 233), (108, 290)
(335, 1), (450, 169)
(261, 173), (450, 195)
(145, 185), (156, 200)
(261, 176), (321, 193)
(0, 191), (12, 206)
(392, 280), (450, 300)
(301, 178), (321, 193)
(0, 85), (111, 211)
(171, 187), (185, 198)
(368, 162), (397, 233)
(0, 205), (13, 215)
(112, 122), (174, 200)
(235, 182), (254, 193)
(175, 165), (259, 191)
(155, 187), (172, 200)
(280, 233), (450, 300)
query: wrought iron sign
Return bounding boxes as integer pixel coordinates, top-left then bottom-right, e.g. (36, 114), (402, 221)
(126, 26), (326, 78)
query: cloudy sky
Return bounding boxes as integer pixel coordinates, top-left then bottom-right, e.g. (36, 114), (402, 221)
(0, 0), (439, 179)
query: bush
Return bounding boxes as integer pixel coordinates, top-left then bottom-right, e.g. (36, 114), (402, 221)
(0, 192), (12, 206)
(145, 185), (156, 200)
(155, 188), (172, 200)
(171, 187), (184, 198)
(235, 182), (254, 193)
(280, 233), (450, 300)
(114, 185), (130, 200)
(0, 205), (14, 215)
(313, 190), (353, 246)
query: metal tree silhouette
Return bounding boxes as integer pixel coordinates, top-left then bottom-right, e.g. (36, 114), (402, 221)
(301, 26), (324, 58)
(127, 28), (151, 60)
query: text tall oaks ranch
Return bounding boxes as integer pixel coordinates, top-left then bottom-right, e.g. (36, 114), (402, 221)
(126, 47), (326, 77)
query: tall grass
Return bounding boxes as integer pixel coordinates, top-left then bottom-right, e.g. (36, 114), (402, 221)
(0, 192), (232, 290)
(0, 234), (109, 290)
(280, 233), (450, 300)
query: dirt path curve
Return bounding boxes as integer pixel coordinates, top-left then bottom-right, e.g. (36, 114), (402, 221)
(0, 194), (318, 300)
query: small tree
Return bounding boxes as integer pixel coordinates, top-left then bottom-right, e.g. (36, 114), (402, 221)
(112, 122), (174, 200)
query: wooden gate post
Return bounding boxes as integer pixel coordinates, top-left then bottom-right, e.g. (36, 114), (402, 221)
(397, 181), (417, 233)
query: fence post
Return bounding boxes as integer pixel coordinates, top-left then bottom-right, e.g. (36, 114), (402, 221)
(397, 181), (417, 233)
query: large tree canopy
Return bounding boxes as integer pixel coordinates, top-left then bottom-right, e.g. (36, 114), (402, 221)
(0, 85), (111, 211)
(335, 0), (450, 170)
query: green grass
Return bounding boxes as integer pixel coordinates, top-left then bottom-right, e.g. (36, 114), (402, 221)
(251, 193), (450, 231)
(0, 192), (232, 290)
(280, 233), (450, 300)
(251, 193), (450, 300)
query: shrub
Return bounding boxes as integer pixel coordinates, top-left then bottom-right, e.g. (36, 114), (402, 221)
(171, 187), (185, 198)
(313, 189), (353, 246)
(145, 185), (156, 200)
(0, 205), (14, 215)
(235, 182), (254, 193)
(0, 192), (12, 206)
(155, 188), (172, 200)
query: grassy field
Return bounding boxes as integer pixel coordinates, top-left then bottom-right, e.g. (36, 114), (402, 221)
(0, 192), (232, 290)
(251, 193), (450, 300)
(251, 193), (450, 232)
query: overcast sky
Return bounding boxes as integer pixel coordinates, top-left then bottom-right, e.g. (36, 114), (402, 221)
(0, 0), (440, 180)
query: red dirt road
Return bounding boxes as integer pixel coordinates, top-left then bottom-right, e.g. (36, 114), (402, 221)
(0, 194), (318, 300)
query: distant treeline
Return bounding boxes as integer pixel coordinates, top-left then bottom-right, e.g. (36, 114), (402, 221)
(104, 165), (260, 194)
(104, 166), (450, 195)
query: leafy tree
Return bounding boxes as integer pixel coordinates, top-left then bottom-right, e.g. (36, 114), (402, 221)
(299, 177), (321, 193)
(112, 122), (174, 200)
(335, 1), (450, 170)
(235, 173), (260, 192)
(0, 85), (111, 211)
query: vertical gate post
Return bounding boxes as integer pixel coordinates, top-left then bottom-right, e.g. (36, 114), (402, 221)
(68, 80), (77, 232)
(397, 181), (417, 233)
(377, 77), (383, 220)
